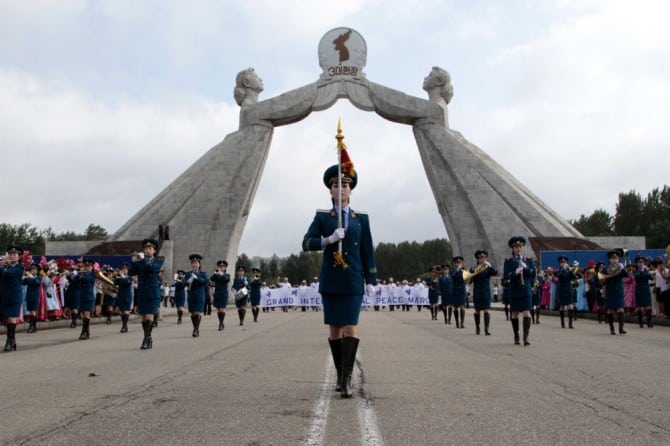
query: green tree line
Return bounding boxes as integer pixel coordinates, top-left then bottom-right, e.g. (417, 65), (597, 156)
(0, 223), (108, 255)
(569, 185), (670, 248)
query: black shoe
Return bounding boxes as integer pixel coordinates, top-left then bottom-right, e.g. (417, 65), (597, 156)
(340, 337), (359, 398)
(141, 336), (152, 349)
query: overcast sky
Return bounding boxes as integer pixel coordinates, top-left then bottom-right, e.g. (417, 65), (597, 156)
(1, 0), (668, 258)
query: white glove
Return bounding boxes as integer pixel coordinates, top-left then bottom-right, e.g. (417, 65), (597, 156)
(515, 267), (523, 275)
(327, 228), (345, 244)
(518, 261), (526, 269)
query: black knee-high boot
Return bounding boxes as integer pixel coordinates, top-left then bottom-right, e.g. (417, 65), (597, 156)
(484, 312), (491, 335)
(218, 312), (225, 330)
(522, 316), (531, 346)
(597, 309), (603, 324)
(530, 308), (535, 324)
(238, 308), (246, 326)
(328, 338), (343, 392)
(636, 310), (644, 328)
(79, 318), (90, 340)
(447, 307), (452, 324)
(459, 309), (465, 328)
(152, 313), (158, 327)
(607, 313), (616, 335)
(454, 308), (460, 328)
(340, 337), (359, 398)
(253, 307), (259, 322)
(191, 315), (200, 337)
(617, 312), (626, 334)
(120, 314), (129, 333)
(4, 323), (17, 352)
(568, 309), (574, 329)
(504, 306), (509, 320)
(30, 315), (37, 333)
(560, 310), (565, 328)
(646, 309), (653, 327)
(442, 306), (448, 323)
(141, 320), (153, 349)
(177, 309), (183, 324)
(70, 312), (78, 328)
(535, 308), (541, 324)
(511, 318), (520, 345)
(474, 313), (481, 335)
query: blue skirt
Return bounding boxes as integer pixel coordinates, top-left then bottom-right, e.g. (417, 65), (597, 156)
(473, 296), (491, 311)
(137, 297), (160, 316)
(322, 293), (362, 326)
(509, 294), (531, 312)
(188, 295), (205, 313)
(79, 297), (95, 313)
(2, 302), (22, 318)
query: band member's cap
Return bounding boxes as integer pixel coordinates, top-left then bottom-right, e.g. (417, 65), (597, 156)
(6, 244), (23, 254)
(606, 250), (619, 259)
(635, 254), (646, 262)
(177, 269), (185, 274)
(189, 253), (203, 261)
(217, 259), (228, 266)
(323, 164), (357, 189)
(252, 267), (261, 273)
(142, 238), (159, 249)
(508, 236), (526, 248)
(236, 265), (246, 272)
(558, 255), (568, 262)
(120, 263), (129, 269)
(452, 256), (463, 262)
(474, 249), (488, 258)
(83, 258), (94, 265)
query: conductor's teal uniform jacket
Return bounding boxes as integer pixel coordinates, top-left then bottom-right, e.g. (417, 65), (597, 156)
(302, 207), (377, 295)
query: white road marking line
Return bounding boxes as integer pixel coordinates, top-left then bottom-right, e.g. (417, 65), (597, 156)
(355, 353), (384, 446)
(303, 354), (335, 446)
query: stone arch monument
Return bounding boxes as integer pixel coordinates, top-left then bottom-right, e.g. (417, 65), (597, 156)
(108, 27), (582, 273)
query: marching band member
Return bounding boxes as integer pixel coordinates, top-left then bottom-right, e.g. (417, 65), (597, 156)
(451, 256), (467, 329)
(173, 270), (187, 324)
(102, 267), (117, 325)
(1, 245), (25, 351)
(302, 162), (377, 399)
(503, 236), (536, 346)
(470, 249), (498, 336)
(113, 263), (133, 333)
(77, 258), (96, 340)
(602, 249), (628, 335)
(555, 255), (576, 329)
(64, 264), (81, 328)
(249, 267), (263, 322)
(231, 266), (249, 325)
(439, 264), (453, 324)
(531, 273), (542, 324)
(185, 254), (207, 337)
(633, 254), (654, 327)
(128, 238), (164, 349)
(210, 260), (230, 330)
(426, 266), (441, 320)
(23, 264), (41, 334)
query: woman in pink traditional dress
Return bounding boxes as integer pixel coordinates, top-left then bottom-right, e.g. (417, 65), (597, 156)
(45, 268), (64, 320)
(623, 265), (636, 314)
(540, 268), (553, 308)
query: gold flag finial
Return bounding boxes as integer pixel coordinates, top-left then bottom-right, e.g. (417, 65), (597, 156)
(336, 118), (346, 146)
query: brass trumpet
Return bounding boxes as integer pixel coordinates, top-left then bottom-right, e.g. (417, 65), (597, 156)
(597, 263), (623, 285)
(96, 269), (119, 295)
(463, 262), (489, 284)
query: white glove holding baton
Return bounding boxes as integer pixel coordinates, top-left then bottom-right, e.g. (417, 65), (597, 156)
(327, 228), (345, 244)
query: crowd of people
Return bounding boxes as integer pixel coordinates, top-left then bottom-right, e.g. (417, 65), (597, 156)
(1, 241), (669, 353)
